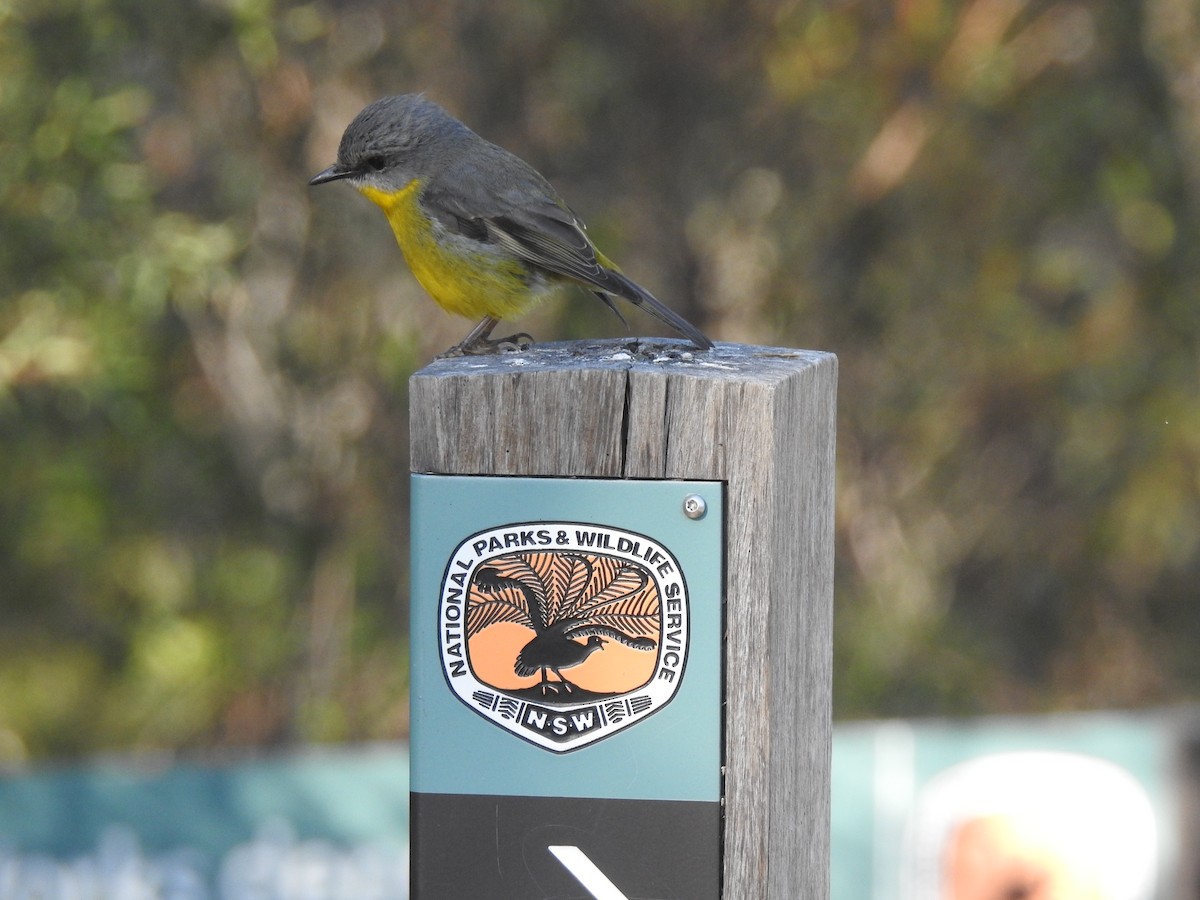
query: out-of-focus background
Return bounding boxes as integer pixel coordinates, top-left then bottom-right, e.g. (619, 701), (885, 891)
(2, 0), (1199, 897)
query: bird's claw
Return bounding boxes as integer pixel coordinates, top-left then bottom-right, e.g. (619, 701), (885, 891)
(493, 332), (535, 352)
(438, 332), (535, 358)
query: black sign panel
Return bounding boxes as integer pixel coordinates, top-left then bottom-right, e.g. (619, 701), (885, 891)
(411, 792), (721, 899)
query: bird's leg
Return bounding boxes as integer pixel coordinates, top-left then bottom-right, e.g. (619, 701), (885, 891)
(440, 316), (497, 358)
(539, 668), (561, 695)
(551, 668), (575, 692)
(440, 316), (534, 358)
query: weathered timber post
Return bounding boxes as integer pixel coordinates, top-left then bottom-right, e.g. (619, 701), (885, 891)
(409, 339), (836, 899)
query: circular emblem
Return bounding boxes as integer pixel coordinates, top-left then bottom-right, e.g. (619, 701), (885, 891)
(438, 522), (690, 752)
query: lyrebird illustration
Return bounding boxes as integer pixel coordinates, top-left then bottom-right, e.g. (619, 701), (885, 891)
(468, 552), (660, 696)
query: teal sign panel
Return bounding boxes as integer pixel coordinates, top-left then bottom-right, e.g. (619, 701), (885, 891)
(410, 474), (724, 898)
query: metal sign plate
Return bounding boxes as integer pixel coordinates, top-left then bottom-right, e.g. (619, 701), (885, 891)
(411, 474), (723, 898)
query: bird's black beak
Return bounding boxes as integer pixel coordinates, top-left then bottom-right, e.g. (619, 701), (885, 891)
(309, 164), (355, 186)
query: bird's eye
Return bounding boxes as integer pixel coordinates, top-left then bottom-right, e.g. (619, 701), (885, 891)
(365, 155), (386, 172)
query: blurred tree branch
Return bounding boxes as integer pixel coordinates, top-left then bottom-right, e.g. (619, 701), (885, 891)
(1, 0), (1198, 762)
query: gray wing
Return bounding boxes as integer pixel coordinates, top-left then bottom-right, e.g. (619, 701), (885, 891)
(421, 142), (713, 348)
(421, 145), (607, 282)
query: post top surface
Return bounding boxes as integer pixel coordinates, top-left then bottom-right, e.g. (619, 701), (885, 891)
(411, 339), (835, 385)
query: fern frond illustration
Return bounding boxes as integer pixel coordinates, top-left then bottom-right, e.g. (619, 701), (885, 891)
(467, 550), (661, 698)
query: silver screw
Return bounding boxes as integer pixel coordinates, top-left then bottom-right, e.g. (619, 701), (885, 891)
(683, 494), (707, 520)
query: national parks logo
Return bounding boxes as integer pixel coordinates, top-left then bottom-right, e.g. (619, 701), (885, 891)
(437, 523), (690, 752)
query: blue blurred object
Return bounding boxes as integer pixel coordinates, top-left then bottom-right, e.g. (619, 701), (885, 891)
(0, 745), (409, 899)
(0, 711), (1193, 899)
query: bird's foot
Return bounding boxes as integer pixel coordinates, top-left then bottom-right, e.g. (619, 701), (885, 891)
(490, 332), (534, 353)
(438, 332), (535, 358)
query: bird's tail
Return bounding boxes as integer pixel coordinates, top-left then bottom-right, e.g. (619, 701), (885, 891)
(597, 268), (714, 351)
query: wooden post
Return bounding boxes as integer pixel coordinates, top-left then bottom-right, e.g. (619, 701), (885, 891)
(410, 338), (836, 899)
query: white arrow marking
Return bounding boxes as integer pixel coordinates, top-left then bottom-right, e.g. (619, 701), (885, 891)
(548, 845), (630, 900)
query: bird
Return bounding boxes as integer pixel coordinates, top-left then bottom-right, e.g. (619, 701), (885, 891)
(514, 631), (608, 694)
(309, 94), (713, 356)
(473, 561), (657, 696)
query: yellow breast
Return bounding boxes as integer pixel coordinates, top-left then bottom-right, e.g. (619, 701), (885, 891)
(357, 181), (543, 320)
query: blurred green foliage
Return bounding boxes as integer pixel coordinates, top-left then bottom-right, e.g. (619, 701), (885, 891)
(1, 0), (1198, 762)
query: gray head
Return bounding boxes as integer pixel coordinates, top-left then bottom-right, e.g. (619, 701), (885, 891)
(310, 94), (472, 192)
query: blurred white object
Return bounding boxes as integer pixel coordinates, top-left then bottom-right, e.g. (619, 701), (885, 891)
(903, 751), (1158, 900)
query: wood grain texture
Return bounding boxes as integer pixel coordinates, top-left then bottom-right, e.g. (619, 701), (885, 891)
(410, 338), (837, 899)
